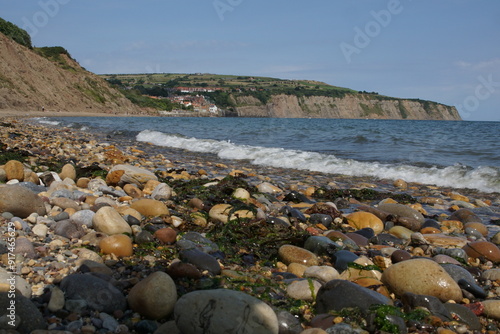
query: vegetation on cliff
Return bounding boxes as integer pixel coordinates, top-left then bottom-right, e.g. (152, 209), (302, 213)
(0, 17), (32, 48)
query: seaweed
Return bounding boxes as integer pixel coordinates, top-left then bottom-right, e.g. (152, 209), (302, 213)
(313, 187), (416, 204)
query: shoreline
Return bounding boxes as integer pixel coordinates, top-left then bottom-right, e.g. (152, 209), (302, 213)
(1, 115), (500, 332)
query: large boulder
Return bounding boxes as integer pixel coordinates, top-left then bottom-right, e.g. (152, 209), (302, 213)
(174, 289), (279, 334)
(0, 184), (46, 218)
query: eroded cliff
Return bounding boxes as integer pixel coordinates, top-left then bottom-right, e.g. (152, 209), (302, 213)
(232, 94), (461, 120)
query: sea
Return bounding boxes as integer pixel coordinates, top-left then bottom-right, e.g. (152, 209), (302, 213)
(33, 117), (500, 194)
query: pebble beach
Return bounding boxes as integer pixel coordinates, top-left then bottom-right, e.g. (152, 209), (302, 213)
(1, 113), (500, 334)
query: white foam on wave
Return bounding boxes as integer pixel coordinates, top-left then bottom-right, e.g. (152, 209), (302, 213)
(137, 130), (500, 193)
(33, 117), (60, 126)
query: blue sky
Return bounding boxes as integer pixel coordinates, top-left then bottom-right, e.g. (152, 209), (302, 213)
(1, 0), (499, 121)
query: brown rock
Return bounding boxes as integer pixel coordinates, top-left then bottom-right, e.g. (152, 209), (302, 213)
(167, 261), (202, 279)
(154, 227), (177, 244)
(4, 160), (24, 181)
(278, 244), (319, 267)
(449, 208), (482, 224)
(464, 222), (488, 237)
(24, 171), (39, 184)
(106, 169), (125, 186)
(381, 258), (462, 302)
(76, 177), (91, 188)
(463, 241), (500, 263)
(99, 234), (133, 257)
(59, 163), (76, 181)
(393, 179), (407, 189)
(208, 203), (232, 223)
(143, 180), (161, 195)
(345, 211), (384, 234)
(0, 184), (46, 218)
(130, 198), (169, 217)
(123, 184), (143, 198)
(127, 271), (177, 320)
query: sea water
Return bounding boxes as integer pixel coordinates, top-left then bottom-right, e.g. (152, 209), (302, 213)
(35, 117), (500, 193)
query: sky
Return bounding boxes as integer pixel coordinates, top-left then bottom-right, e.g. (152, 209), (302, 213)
(1, 0), (499, 121)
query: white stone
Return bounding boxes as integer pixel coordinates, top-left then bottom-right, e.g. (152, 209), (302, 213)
(257, 182), (282, 194)
(32, 224), (48, 238)
(304, 266), (340, 282)
(286, 279), (322, 301)
(92, 206), (132, 235)
(152, 183), (173, 200)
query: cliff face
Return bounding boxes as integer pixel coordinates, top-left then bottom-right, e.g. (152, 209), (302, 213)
(0, 33), (141, 114)
(233, 94), (461, 120)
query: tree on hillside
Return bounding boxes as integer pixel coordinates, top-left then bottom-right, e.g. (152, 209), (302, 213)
(0, 17), (32, 48)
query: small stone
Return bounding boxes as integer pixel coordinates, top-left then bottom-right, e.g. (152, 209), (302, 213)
(449, 208), (482, 224)
(76, 259), (111, 275)
(154, 227), (177, 244)
(51, 197), (80, 210)
(48, 287), (65, 312)
(388, 225), (413, 240)
(99, 234), (133, 257)
(463, 240), (500, 263)
(32, 224), (48, 238)
(482, 269), (500, 281)
(143, 179), (161, 194)
(345, 211), (384, 234)
(123, 183), (143, 198)
(287, 263), (307, 277)
(232, 188), (250, 200)
(100, 312), (119, 332)
(4, 160), (24, 181)
(304, 266), (340, 282)
(286, 279), (321, 301)
(107, 164), (158, 188)
(179, 248), (221, 275)
(167, 261), (202, 279)
(54, 220), (86, 239)
(92, 206), (132, 235)
(463, 222), (488, 237)
(59, 164), (76, 181)
(278, 245), (319, 267)
(208, 203), (232, 223)
(393, 179), (407, 189)
(130, 198), (170, 217)
(257, 182), (282, 194)
(152, 183), (173, 200)
(14, 236), (36, 258)
(482, 300), (500, 320)
(378, 203), (425, 223)
(391, 249), (412, 263)
(127, 271), (178, 320)
(70, 209), (95, 228)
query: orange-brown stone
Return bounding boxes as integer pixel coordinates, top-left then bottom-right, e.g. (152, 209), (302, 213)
(463, 241), (500, 263)
(346, 211), (384, 234)
(99, 234), (133, 257)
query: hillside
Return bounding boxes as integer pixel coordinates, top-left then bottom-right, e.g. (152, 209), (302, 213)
(0, 31), (142, 115)
(103, 73), (461, 120)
